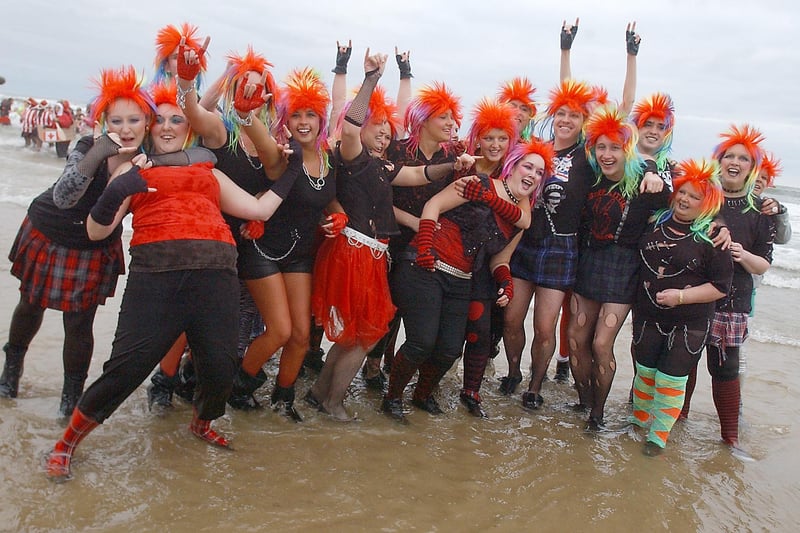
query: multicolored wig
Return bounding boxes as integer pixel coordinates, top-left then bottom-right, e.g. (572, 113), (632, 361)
(630, 93), (675, 171)
(583, 104), (643, 200)
(546, 79), (593, 118)
(712, 123), (765, 211)
(333, 85), (401, 141)
(589, 85), (609, 113)
(88, 65), (156, 129)
(499, 137), (556, 205)
(404, 82), (462, 152)
(274, 67), (331, 166)
(464, 97), (517, 156)
(760, 151), (782, 189)
(149, 80), (198, 150)
(655, 158), (723, 244)
(217, 46), (279, 152)
(153, 23), (207, 89)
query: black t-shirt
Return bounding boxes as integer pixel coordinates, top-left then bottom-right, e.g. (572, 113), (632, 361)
(635, 216), (733, 326)
(27, 136), (122, 249)
(716, 196), (775, 313)
(580, 175), (670, 249)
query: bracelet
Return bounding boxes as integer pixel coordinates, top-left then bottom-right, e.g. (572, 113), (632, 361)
(232, 110), (254, 127)
(176, 84), (195, 110)
(423, 165), (432, 182)
(678, 290), (684, 305)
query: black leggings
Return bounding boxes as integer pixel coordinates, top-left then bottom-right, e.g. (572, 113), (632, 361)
(633, 319), (708, 377)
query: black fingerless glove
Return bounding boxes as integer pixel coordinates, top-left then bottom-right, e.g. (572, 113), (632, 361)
(332, 45), (352, 75)
(396, 53), (413, 79)
(90, 165), (148, 225)
(561, 24), (578, 50)
(148, 147), (218, 167)
(77, 134), (122, 177)
(626, 29), (640, 56)
(270, 140), (304, 199)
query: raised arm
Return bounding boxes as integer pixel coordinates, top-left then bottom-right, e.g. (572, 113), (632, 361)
(559, 18), (579, 81)
(395, 47), (413, 133)
(619, 21), (640, 116)
(329, 40), (352, 135)
(340, 49), (388, 162)
(235, 69), (285, 179)
(176, 36), (228, 149)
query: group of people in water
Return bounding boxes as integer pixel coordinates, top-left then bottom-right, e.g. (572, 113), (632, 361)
(0, 19), (789, 480)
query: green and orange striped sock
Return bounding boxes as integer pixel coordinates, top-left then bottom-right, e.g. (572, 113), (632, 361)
(630, 363), (656, 428)
(648, 371), (689, 449)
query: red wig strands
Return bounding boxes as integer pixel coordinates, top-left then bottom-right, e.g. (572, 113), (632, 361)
(498, 77), (537, 115)
(546, 79), (593, 117)
(500, 137), (556, 191)
(760, 151), (782, 188)
(672, 158), (724, 220)
(465, 98), (517, 155)
(404, 82), (462, 149)
(584, 105), (642, 199)
(712, 123), (765, 196)
(149, 80), (197, 149)
(155, 23), (207, 71)
(275, 68), (331, 153)
(630, 92), (675, 131)
(89, 65), (155, 125)
(368, 85), (401, 139)
(589, 85), (609, 112)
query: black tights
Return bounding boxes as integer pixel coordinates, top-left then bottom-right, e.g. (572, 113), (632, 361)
(8, 297), (97, 379)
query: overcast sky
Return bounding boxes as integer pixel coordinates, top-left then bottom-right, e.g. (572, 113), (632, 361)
(3, 0), (799, 186)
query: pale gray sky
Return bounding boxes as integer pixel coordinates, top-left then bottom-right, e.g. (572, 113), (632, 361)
(3, 0), (799, 185)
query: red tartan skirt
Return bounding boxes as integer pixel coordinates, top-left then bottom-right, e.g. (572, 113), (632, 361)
(9, 217), (125, 312)
(311, 229), (396, 349)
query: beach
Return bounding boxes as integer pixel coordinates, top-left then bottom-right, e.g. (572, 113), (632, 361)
(1, 126), (799, 531)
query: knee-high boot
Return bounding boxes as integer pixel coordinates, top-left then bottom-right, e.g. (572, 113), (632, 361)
(630, 363), (656, 428)
(0, 343), (27, 398)
(647, 371), (688, 449)
(227, 367), (267, 411)
(47, 408), (99, 479)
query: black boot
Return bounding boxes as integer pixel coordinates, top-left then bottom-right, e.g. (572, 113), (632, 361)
(0, 343), (27, 398)
(554, 360), (571, 383)
(57, 374), (85, 419)
(271, 385), (302, 422)
(173, 355), (197, 403)
(227, 367), (267, 410)
(147, 368), (176, 411)
(303, 348), (325, 373)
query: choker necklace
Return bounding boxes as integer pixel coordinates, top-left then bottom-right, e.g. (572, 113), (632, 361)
(722, 186), (745, 194)
(502, 179), (520, 205)
(303, 152), (326, 191)
(239, 139), (262, 170)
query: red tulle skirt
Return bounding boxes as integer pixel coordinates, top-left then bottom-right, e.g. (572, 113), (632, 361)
(311, 231), (396, 349)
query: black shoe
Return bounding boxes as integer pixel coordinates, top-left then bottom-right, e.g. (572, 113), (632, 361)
(554, 361), (570, 383)
(147, 368), (176, 411)
(411, 395), (444, 415)
(173, 356), (196, 403)
(361, 365), (387, 392)
(498, 375), (522, 396)
(521, 391), (544, 410)
(271, 385), (303, 422)
(381, 397), (407, 423)
(303, 348), (325, 373)
(0, 343), (27, 398)
(227, 368), (267, 411)
(303, 390), (323, 411)
(57, 374), (85, 419)
(460, 390), (488, 419)
(586, 415), (605, 431)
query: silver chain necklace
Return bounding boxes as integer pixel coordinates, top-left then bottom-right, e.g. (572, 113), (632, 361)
(303, 151), (326, 191)
(239, 138), (262, 170)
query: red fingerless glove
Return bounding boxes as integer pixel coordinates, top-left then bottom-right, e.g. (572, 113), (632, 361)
(415, 218), (437, 271)
(234, 78), (266, 115)
(177, 42), (204, 81)
(326, 212), (349, 237)
(462, 179), (492, 202)
(240, 220), (264, 240)
(493, 264), (514, 302)
(463, 179), (523, 225)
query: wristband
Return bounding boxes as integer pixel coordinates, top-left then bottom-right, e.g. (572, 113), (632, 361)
(678, 290), (684, 305)
(232, 111), (254, 127)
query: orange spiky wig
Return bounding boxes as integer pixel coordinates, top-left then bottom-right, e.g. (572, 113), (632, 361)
(546, 79), (593, 117)
(712, 123), (765, 208)
(589, 85), (609, 110)
(465, 97), (517, 155)
(154, 23), (207, 87)
(404, 82), (462, 151)
(89, 65), (155, 127)
(219, 46), (279, 149)
(583, 104), (642, 199)
(499, 138), (556, 205)
(149, 80), (198, 149)
(656, 158), (723, 243)
(275, 67), (331, 156)
(760, 151), (782, 189)
(498, 77), (537, 115)
(629, 92), (675, 170)
(332, 85), (401, 141)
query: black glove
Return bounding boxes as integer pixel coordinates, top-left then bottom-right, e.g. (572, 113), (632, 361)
(76, 134), (122, 177)
(560, 22), (578, 50)
(148, 147), (218, 167)
(332, 43), (352, 75)
(626, 28), (640, 56)
(396, 52), (412, 79)
(270, 139), (304, 199)
(90, 165), (148, 225)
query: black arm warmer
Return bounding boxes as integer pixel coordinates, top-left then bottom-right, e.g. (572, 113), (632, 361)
(344, 69), (381, 128)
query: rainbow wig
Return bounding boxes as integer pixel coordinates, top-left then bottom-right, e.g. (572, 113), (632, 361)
(760, 151), (782, 189)
(218, 46), (279, 152)
(465, 98), (517, 156)
(499, 137), (556, 205)
(154, 23), (207, 90)
(583, 104), (643, 200)
(712, 123), (765, 210)
(150, 80), (198, 150)
(655, 158), (723, 244)
(589, 85), (609, 113)
(404, 82), (462, 152)
(274, 67), (331, 166)
(333, 85), (401, 141)
(89, 65), (156, 129)
(630, 93), (675, 171)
